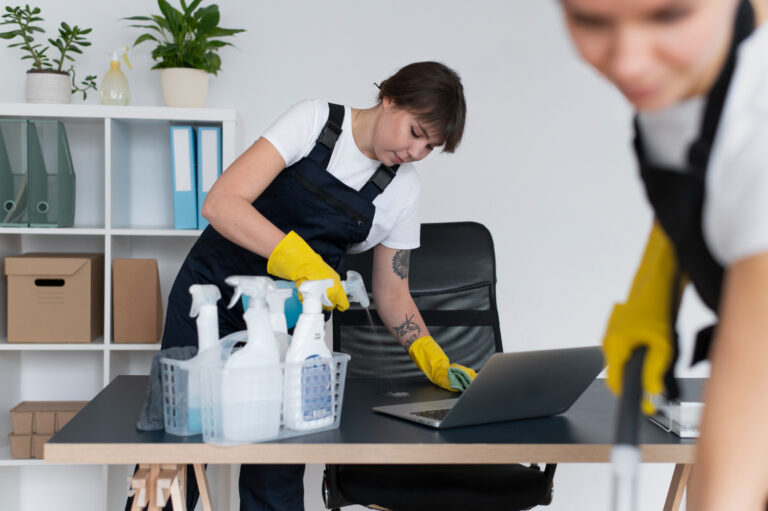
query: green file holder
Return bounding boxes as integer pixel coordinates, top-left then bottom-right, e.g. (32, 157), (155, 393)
(0, 119), (75, 227)
(0, 119), (28, 226)
(28, 120), (75, 227)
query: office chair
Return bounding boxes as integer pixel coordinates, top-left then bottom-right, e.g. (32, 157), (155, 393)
(322, 221), (557, 511)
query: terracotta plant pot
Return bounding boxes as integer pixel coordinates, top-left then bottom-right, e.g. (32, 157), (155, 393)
(25, 70), (71, 104)
(160, 68), (209, 108)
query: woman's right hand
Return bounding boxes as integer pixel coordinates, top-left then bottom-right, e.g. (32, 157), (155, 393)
(267, 231), (349, 311)
(602, 222), (685, 413)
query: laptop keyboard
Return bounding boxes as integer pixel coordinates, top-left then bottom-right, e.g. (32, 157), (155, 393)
(412, 408), (451, 421)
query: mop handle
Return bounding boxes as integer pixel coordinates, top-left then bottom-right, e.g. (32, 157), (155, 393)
(611, 346), (647, 511)
(615, 347), (647, 445)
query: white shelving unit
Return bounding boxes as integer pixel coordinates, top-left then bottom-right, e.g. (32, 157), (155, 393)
(0, 102), (241, 510)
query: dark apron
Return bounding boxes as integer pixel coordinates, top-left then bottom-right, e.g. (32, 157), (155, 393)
(635, 0), (754, 396)
(162, 103), (397, 348)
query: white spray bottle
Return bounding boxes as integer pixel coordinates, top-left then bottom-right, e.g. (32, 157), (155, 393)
(99, 46), (131, 105)
(342, 271), (369, 308)
(283, 279), (336, 430)
(221, 276), (282, 442)
(186, 284), (221, 433)
(266, 286), (294, 362)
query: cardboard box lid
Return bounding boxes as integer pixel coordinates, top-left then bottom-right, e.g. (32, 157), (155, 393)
(11, 401), (89, 413)
(4, 253), (102, 277)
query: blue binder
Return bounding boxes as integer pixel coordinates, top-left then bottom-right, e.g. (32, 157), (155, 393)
(195, 126), (222, 230)
(169, 125), (197, 229)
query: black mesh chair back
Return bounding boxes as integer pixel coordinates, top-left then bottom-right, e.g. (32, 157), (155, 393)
(333, 221), (501, 377)
(323, 222), (557, 511)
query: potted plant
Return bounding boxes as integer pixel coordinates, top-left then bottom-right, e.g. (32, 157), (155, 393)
(124, 0), (245, 108)
(0, 5), (97, 104)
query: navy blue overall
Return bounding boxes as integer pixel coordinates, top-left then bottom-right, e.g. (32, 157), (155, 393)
(157, 103), (397, 510)
(635, 0), (754, 399)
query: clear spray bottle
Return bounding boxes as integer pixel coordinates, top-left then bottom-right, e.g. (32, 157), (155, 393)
(186, 283), (221, 434)
(99, 46), (131, 105)
(221, 276), (283, 442)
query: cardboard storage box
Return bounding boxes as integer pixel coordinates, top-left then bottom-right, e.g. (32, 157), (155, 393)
(10, 401), (88, 434)
(5, 253), (104, 343)
(8, 434), (52, 459)
(112, 259), (163, 343)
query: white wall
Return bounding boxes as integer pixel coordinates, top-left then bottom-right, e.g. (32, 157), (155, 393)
(0, 0), (714, 509)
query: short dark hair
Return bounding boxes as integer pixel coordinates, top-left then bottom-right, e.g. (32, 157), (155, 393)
(377, 61), (466, 153)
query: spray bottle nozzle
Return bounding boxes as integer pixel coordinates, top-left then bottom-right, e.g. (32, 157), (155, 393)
(342, 270), (369, 308)
(225, 275), (276, 309)
(189, 284), (221, 317)
(298, 278), (334, 313)
(107, 46), (132, 69)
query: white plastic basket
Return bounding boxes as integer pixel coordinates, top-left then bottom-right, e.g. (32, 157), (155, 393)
(159, 333), (245, 437)
(199, 352), (350, 445)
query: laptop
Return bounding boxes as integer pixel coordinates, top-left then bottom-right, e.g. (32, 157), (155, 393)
(373, 346), (604, 429)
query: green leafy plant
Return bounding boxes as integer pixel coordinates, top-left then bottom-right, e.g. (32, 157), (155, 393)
(0, 4), (97, 99)
(124, 0), (245, 75)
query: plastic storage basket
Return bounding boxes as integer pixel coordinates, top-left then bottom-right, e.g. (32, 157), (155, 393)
(199, 352), (350, 445)
(159, 333), (243, 436)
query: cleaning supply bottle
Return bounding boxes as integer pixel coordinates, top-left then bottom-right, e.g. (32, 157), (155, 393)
(99, 46), (131, 105)
(221, 276), (283, 442)
(284, 279), (336, 431)
(267, 286), (294, 362)
(186, 284), (221, 433)
(342, 270), (370, 308)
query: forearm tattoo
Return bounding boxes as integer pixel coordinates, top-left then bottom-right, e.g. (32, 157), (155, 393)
(392, 250), (410, 280)
(394, 313), (421, 349)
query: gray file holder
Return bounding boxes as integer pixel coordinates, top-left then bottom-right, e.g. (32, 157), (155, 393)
(0, 120), (28, 226)
(0, 119), (75, 227)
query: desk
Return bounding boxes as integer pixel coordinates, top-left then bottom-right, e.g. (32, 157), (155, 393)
(45, 376), (698, 510)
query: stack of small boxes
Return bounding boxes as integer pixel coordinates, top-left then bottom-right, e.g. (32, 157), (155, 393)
(8, 401), (87, 459)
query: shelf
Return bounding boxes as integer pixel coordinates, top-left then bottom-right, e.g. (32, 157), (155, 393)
(0, 446), (46, 467)
(110, 228), (202, 237)
(0, 339), (105, 351)
(0, 100), (239, 510)
(108, 343), (161, 351)
(0, 228), (106, 235)
(0, 103), (237, 122)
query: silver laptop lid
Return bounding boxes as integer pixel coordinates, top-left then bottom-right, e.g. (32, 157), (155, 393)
(373, 346), (604, 429)
(439, 346), (604, 428)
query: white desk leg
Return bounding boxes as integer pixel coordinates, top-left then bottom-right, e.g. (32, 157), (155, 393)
(194, 463), (214, 511)
(663, 463), (692, 511)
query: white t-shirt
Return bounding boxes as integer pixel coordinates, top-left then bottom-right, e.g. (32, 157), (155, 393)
(636, 22), (768, 267)
(262, 100), (421, 254)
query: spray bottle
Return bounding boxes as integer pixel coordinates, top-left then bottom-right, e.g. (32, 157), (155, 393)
(99, 46), (131, 105)
(341, 271), (369, 308)
(266, 286), (294, 361)
(221, 276), (282, 442)
(283, 279), (336, 430)
(186, 284), (221, 433)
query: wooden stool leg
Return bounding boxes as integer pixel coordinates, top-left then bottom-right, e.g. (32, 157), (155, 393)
(193, 464), (214, 511)
(147, 464), (162, 511)
(130, 466), (151, 511)
(165, 465), (187, 511)
(157, 465), (180, 510)
(663, 463), (692, 511)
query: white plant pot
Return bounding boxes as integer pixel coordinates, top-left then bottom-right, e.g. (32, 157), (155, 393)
(25, 71), (71, 104)
(160, 68), (209, 108)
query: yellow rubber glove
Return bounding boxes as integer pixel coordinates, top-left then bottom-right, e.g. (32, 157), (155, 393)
(603, 222), (686, 414)
(408, 336), (477, 392)
(266, 231), (349, 311)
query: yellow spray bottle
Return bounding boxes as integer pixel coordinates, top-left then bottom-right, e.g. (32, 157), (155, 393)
(99, 46), (132, 105)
